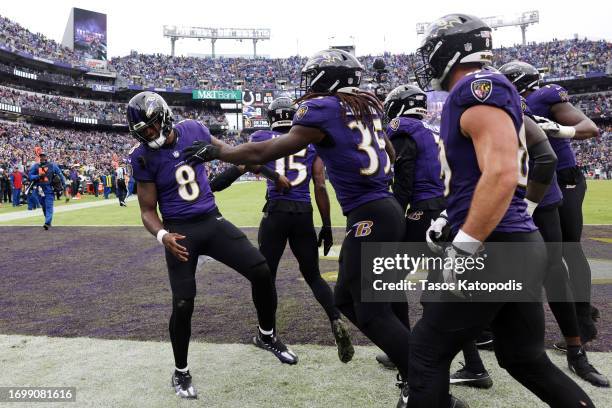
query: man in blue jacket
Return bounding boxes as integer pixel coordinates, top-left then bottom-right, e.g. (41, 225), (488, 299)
(29, 153), (66, 230)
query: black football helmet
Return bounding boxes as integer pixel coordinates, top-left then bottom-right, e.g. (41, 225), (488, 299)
(126, 91), (174, 149)
(498, 61), (540, 95)
(384, 84), (428, 119)
(412, 14), (493, 91)
(300, 49), (363, 93)
(267, 97), (297, 130)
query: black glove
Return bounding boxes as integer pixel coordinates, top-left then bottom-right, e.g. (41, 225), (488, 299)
(182, 141), (220, 166)
(317, 225), (333, 256)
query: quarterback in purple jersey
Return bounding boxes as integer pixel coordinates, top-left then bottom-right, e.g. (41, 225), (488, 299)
(126, 92), (297, 400)
(522, 69), (601, 350)
(182, 49), (418, 402)
(407, 14), (593, 408)
(208, 97), (355, 363)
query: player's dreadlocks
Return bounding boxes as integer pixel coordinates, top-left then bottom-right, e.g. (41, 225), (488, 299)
(295, 89), (384, 126)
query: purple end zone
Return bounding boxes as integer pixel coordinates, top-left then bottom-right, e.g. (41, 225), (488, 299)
(0, 226), (610, 351)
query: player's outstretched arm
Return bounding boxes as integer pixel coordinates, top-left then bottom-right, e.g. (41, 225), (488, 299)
(209, 166), (247, 192)
(550, 102), (599, 140)
(137, 181), (189, 261)
(312, 156), (333, 255)
(524, 115), (558, 211)
(460, 105), (519, 242)
(208, 127), (324, 165)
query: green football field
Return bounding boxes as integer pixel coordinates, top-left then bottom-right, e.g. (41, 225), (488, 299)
(1, 180), (611, 408)
(1, 179), (611, 227)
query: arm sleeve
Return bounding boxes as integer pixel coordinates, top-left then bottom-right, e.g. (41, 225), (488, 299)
(390, 133), (417, 212)
(528, 138), (558, 185)
(209, 165), (244, 192)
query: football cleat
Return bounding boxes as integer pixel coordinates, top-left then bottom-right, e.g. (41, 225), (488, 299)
(396, 376), (410, 408)
(253, 332), (298, 365)
(591, 305), (600, 322)
(171, 370), (198, 399)
(450, 363), (493, 389)
(568, 348), (610, 388)
(375, 353), (397, 370)
(397, 375), (469, 408)
(331, 319), (354, 363)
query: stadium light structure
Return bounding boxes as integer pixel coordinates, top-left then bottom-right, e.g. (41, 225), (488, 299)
(163, 26), (271, 58)
(416, 11), (539, 46)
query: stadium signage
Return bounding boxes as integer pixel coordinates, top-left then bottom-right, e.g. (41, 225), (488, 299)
(0, 103), (21, 113)
(14, 69), (37, 80)
(192, 89), (242, 100)
(74, 117), (98, 124)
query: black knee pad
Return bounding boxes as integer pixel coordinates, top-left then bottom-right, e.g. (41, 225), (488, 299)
(172, 297), (194, 318)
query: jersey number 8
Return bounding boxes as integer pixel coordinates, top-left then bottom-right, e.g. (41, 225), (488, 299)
(175, 164), (200, 201)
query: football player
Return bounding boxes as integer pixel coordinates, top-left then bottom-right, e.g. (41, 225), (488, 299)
(183, 49), (424, 405)
(407, 14), (594, 407)
(208, 96), (355, 363)
(511, 62), (601, 350)
(496, 61), (608, 387)
(373, 85), (447, 370)
(126, 92), (297, 401)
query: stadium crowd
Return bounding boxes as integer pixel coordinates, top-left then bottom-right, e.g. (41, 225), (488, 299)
(0, 15), (85, 65)
(0, 86), (229, 127)
(571, 92), (612, 119)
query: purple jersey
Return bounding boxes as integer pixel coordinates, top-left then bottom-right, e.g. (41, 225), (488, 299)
(128, 120), (216, 220)
(526, 84), (576, 170)
(522, 96), (563, 207)
(386, 116), (444, 205)
(440, 70), (536, 233)
(292, 95), (392, 214)
(250, 129), (315, 203)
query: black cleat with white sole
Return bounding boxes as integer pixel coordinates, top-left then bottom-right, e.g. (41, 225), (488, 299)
(253, 332), (298, 365)
(568, 348), (610, 388)
(450, 364), (493, 389)
(171, 370), (198, 399)
(396, 377), (469, 408)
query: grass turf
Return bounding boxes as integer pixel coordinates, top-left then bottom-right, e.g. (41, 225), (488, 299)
(0, 194), (100, 215)
(1, 180), (610, 227)
(1, 334), (610, 408)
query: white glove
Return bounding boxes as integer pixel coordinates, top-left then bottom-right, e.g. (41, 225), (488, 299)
(533, 115), (576, 139)
(426, 210), (449, 255)
(524, 198), (538, 217)
(442, 230), (483, 299)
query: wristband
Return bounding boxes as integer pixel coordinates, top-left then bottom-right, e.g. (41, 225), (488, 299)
(157, 229), (169, 244)
(453, 229), (482, 255)
(557, 125), (576, 139)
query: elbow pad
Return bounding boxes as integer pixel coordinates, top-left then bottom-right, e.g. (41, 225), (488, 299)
(209, 166), (243, 192)
(528, 139), (558, 185)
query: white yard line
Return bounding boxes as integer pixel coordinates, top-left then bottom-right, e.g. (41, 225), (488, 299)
(0, 196), (136, 222)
